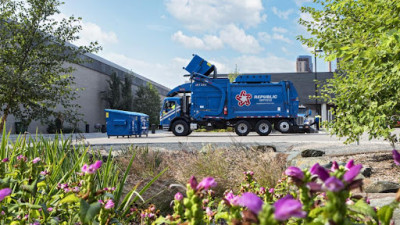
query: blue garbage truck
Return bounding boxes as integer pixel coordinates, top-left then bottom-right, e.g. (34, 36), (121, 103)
(160, 55), (300, 136)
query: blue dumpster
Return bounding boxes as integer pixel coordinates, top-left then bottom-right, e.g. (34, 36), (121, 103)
(105, 109), (149, 138)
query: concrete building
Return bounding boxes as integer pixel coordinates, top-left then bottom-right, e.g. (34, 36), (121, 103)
(296, 55), (313, 73)
(4, 53), (170, 134)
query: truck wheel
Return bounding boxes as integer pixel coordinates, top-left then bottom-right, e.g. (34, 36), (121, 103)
(172, 120), (189, 136)
(235, 120), (251, 136)
(255, 120), (272, 136)
(277, 120), (291, 133)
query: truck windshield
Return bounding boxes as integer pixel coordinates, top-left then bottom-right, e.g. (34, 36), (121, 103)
(298, 108), (307, 114)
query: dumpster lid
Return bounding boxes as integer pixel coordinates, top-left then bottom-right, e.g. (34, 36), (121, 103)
(105, 109), (149, 117)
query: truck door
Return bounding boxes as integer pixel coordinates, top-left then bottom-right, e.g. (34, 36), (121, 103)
(160, 99), (180, 130)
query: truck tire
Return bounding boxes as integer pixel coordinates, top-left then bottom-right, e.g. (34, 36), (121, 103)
(235, 120), (251, 136)
(277, 120), (291, 133)
(172, 120), (189, 136)
(255, 120), (272, 136)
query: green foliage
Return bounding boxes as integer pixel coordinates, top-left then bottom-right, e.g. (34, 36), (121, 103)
(0, 0), (100, 131)
(228, 64), (240, 83)
(133, 83), (162, 125)
(102, 72), (135, 111)
(298, 0), (400, 144)
(0, 127), (165, 224)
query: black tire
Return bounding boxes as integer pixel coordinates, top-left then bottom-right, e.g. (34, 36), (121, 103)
(235, 120), (251, 136)
(255, 120), (272, 136)
(277, 120), (291, 133)
(187, 130), (193, 135)
(172, 120), (190, 136)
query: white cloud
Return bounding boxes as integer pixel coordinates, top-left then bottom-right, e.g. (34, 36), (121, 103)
(258, 32), (272, 44)
(272, 7), (294, 19)
(50, 13), (118, 47)
(272, 27), (288, 33)
(295, 0), (313, 7)
(165, 0), (267, 32)
(101, 53), (189, 88)
(172, 31), (224, 50)
(75, 22), (118, 47)
(219, 24), (263, 54)
(221, 55), (296, 73)
(272, 33), (292, 44)
(282, 47), (289, 53)
(172, 25), (262, 54)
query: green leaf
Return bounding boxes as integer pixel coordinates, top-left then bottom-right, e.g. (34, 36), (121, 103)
(59, 194), (80, 204)
(348, 199), (377, 220)
(80, 199), (101, 224)
(377, 205), (395, 225)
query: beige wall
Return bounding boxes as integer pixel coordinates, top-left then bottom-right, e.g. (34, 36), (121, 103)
(4, 62), (169, 134)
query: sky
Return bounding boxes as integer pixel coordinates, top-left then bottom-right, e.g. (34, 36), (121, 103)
(59, 0), (329, 89)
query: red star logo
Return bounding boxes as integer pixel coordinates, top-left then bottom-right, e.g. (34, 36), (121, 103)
(236, 90), (252, 107)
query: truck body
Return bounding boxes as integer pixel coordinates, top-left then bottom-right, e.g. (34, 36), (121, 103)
(160, 55), (300, 136)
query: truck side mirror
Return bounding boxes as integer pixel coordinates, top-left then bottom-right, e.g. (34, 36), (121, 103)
(308, 109), (312, 116)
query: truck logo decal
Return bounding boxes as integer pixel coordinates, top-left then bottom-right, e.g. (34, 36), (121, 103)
(235, 90), (252, 107)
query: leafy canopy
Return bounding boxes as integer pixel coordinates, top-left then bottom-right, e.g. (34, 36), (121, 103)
(298, 0), (400, 144)
(0, 0), (100, 130)
(133, 83), (162, 126)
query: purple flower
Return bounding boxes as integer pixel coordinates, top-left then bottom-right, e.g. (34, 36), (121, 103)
(40, 170), (49, 176)
(345, 159), (355, 170)
(32, 157), (41, 164)
(324, 177), (344, 192)
(189, 176), (198, 190)
(48, 207), (53, 212)
(81, 164), (89, 173)
(269, 188), (274, 194)
(104, 199), (114, 209)
(17, 155), (27, 161)
(174, 192), (183, 201)
(273, 196), (306, 221)
(225, 191), (239, 206)
(393, 150), (400, 166)
(310, 163), (330, 181)
(90, 160), (102, 170)
(331, 161), (339, 172)
(196, 177), (217, 191)
(0, 188), (11, 202)
(306, 182), (322, 192)
(343, 164), (362, 183)
(2, 158), (8, 163)
(285, 166), (304, 180)
(237, 192), (264, 214)
(259, 187), (266, 194)
(206, 207), (213, 217)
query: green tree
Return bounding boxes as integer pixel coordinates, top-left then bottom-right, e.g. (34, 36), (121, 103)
(102, 72), (122, 109)
(298, 0), (400, 144)
(228, 64), (240, 83)
(0, 0), (100, 131)
(121, 74), (134, 111)
(133, 83), (161, 126)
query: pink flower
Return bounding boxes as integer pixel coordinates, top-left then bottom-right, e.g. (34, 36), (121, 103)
(189, 176), (198, 190)
(393, 150), (400, 166)
(274, 195), (306, 221)
(0, 188), (12, 202)
(40, 170), (49, 176)
(196, 177), (217, 191)
(310, 163), (330, 181)
(90, 160), (102, 171)
(174, 192), (183, 201)
(104, 199), (114, 209)
(237, 192), (264, 214)
(345, 159), (355, 170)
(331, 161), (339, 172)
(343, 164), (362, 183)
(259, 187), (266, 194)
(224, 191), (239, 206)
(285, 166), (304, 180)
(269, 188), (275, 194)
(2, 158), (8, 163)
(324, 177), (344, 192)
(206, 207), (213, 217)
(17, 155), (27, 161)
(48, 207), (53, 212)
(81, 164), (89, 173)
(32, 157), (41, 164)
(306, 182), (322, 192)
